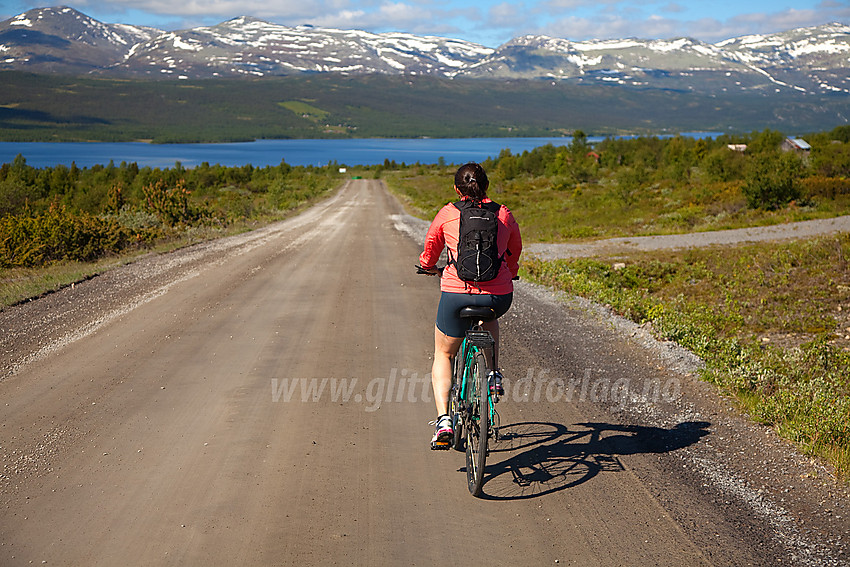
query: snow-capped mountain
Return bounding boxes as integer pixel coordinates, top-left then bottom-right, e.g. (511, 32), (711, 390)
(1, 6), (848, 94)
(465, 27), (850, 94)
(0, 6), (158, 74)
(118, 16), (492, 78)
(467, 34), (731, 78)
(716, 23), (850, 93)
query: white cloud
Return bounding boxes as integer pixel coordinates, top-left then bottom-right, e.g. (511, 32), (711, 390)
(540, 14), (651, 41)
(8, 0), (848, 45)
(75, 0), (357, 24)
(685, 7), (850, 42)
(76, 0), (474, 38)
(486, 2), (532, 29)
(309, 1), (485, 39)
(545, 0), (623, 7)
(662, 3), (684, 14)
(530, 1), (850, 42)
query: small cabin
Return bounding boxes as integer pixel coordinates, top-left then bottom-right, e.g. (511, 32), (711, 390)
(781, 138), (811, 153)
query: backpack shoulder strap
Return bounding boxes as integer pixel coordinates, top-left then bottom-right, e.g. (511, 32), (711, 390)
(483, 200), (501, 213)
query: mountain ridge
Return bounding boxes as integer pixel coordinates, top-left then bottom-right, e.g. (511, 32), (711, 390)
(1, 6), (849, 95)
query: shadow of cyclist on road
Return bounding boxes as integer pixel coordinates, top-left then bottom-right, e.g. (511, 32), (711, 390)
(476, 420), (710, 500)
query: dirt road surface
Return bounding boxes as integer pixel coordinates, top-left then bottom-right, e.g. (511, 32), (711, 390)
(1, 180), (848, 565)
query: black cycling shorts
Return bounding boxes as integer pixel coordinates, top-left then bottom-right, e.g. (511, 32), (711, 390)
(435, 291), (513, 338)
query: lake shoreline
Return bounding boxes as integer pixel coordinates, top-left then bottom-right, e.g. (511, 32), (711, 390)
(0, 133), (724, 169)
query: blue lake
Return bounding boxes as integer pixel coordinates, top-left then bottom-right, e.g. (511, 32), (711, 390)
(0, 134), (722, 169)
(0, 138), (577, 169)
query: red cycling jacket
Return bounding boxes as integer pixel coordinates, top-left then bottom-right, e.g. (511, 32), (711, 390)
(419, 197), (522, 295)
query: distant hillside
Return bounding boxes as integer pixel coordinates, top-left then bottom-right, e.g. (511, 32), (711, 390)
(1, 72), (846, 142)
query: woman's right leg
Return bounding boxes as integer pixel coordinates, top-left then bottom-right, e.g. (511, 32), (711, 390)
(481, 319), (499, 369)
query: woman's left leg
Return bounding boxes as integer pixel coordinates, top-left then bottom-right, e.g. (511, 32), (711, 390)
(432, 325), (463, 416)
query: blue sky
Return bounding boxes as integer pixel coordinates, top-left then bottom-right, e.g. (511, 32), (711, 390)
(2, 0), (848, 47)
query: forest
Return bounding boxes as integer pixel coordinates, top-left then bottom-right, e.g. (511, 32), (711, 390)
(2, 71), (848, 142)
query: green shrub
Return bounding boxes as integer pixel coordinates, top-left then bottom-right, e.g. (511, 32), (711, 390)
(142, 179), (194, 226)
(700, 147), (745, 183)
(0, 204), (127, 267)
(742, 152), (803, 209)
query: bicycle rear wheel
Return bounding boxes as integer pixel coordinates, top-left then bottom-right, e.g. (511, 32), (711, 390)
(465, 351), (489, 496)
(449, 349), (465, 451)
(449, 391), (465, 452)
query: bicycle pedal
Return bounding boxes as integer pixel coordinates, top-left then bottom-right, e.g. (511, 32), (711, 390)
(431, 440), (450, 450)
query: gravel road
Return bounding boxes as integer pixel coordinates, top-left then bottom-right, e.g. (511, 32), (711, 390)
(1, 180), (848, 565)
(526, 215), (850, 259)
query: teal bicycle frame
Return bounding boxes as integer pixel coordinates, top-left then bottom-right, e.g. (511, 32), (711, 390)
(456, 330), (499, 430)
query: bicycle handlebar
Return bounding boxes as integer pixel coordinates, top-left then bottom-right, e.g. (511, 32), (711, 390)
(416, 264), (443, 276)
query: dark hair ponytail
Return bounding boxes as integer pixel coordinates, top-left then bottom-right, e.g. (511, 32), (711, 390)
(454, 162), (489, 201)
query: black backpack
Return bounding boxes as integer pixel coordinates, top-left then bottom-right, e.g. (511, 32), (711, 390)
(450, 199), (503, 282)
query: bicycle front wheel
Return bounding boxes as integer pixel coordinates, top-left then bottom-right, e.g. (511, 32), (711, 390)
(465, 351), (489, 496)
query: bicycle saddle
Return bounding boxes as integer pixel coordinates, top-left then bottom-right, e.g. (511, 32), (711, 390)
(457, 305), (496, 321)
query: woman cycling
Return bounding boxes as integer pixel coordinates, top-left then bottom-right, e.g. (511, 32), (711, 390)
(419, 162), (522, 448)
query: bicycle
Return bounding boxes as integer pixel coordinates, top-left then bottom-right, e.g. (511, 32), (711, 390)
(417, 265), (500, 497)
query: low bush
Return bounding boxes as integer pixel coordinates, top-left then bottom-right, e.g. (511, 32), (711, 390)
(0, 203), (128, 267)
(0, 158), (342, 274)
(742, 151), (803, 210)
(801, 175), (850, 199)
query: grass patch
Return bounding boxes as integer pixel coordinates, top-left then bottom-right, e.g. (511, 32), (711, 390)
(0, 223), (233, 308)
(0, 257), (127, 306)
(523, 235), (850, 477)
(382, 167), (456, 219)
(278, 100), (330, 121)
